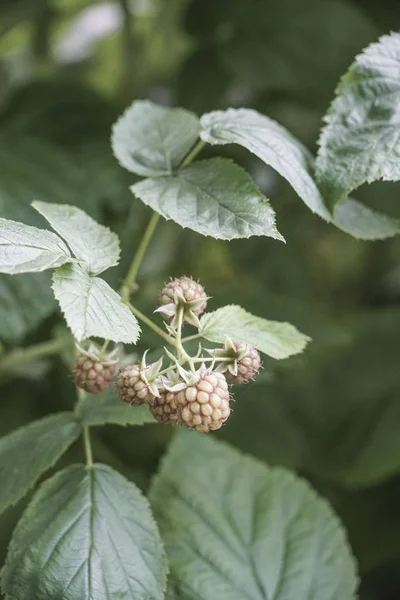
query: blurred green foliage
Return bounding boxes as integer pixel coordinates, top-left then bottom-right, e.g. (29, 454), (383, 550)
(1, 1), (400, 598)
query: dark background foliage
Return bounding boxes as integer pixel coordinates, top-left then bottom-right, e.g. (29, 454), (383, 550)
(1, 1), (400, 597)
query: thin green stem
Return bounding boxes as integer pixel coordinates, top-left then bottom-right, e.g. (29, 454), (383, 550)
(120, 212), (160, 301)
(181, 333), (202, 344)
(174, 307), (195, 369)
(179, 140), (206, 168)
(0, 335), (71, 376)
(192, 357), (227, 363)
(128, 303), (174, 345)
(175, 307), (184, 361)
(83, 425), (93, 468)
(78, 389), (93, 468)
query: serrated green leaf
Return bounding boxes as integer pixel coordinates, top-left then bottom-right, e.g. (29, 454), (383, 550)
(0, 218), (71, 274)
(333, 197), (400, 240)
(1, 463), (167, 600)
(149, 431), (358, 600)
(32, 201), (120, 275)
(112, 100), (200, 177)
(200, 108), (331, 220)
(52, 263), (140, 343)
(200, 305), (310, 359)
(132, 158), (284, 241)
(199, 108), (400, 240)
(0, 413), (80, 517)
(0, 272), (55, 343)
(75, 388), (156, 426)
(316, 32), (400, 207)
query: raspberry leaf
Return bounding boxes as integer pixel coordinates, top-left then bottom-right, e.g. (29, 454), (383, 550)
(132, 158), (284, 241)
(32, 201), (120, 275)
(200, 108), (330, 220)
(112, 100), (200, 177)
(316, 32), (400, 209)
(0, 218), (71, 274)
(199, 107), (400, 240)
(0, 413), (80, 517)
(199, 304), (310, 359)
(149, 431), (358, 600)
(1, 464), (167, 600)
(333, 197), (400, 240)
(52, 263), (140, 343)
(75, 388), (156, 426)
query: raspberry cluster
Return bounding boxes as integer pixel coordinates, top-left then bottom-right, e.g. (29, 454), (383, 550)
(72, 276), (263, 434)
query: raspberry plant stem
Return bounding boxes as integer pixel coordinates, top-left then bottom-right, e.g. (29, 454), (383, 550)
(83, 425), (93, 468)
(128, 302), (175, 345)
(78, 389), (94, 468)
(120, 140), (205, 346)
(0, 335), (72, 378)
(174, 306), (196, 369)
(120, 211), (160, 301)
(181, 333), (202, 343)
(179, 140), (206, 168)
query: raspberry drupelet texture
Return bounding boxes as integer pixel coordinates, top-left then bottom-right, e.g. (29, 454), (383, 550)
(150, 390), (181, 424)
(117, 364), (155, 406)
(159, 276), (207, 314)
(177, 371), (230, 432)
(226, 342), (261, 384)
(73, 355), (116, 393)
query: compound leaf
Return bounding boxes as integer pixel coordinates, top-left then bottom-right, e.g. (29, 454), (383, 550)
(132, 158), (284, 241)
(200, 108), (331, 220)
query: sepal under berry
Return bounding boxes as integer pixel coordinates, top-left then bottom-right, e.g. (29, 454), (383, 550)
(72, 343), (118, 394)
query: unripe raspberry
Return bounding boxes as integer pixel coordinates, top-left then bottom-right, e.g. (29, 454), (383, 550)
(73, 354), (116, 394)
(160, 276), (207, 313)
(225, 342), (261, 383)
(157, 276), (208, 328)
(117, 364), (155, 406)
(177, 371), (230, 433)
(150, 390), (181, 424)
